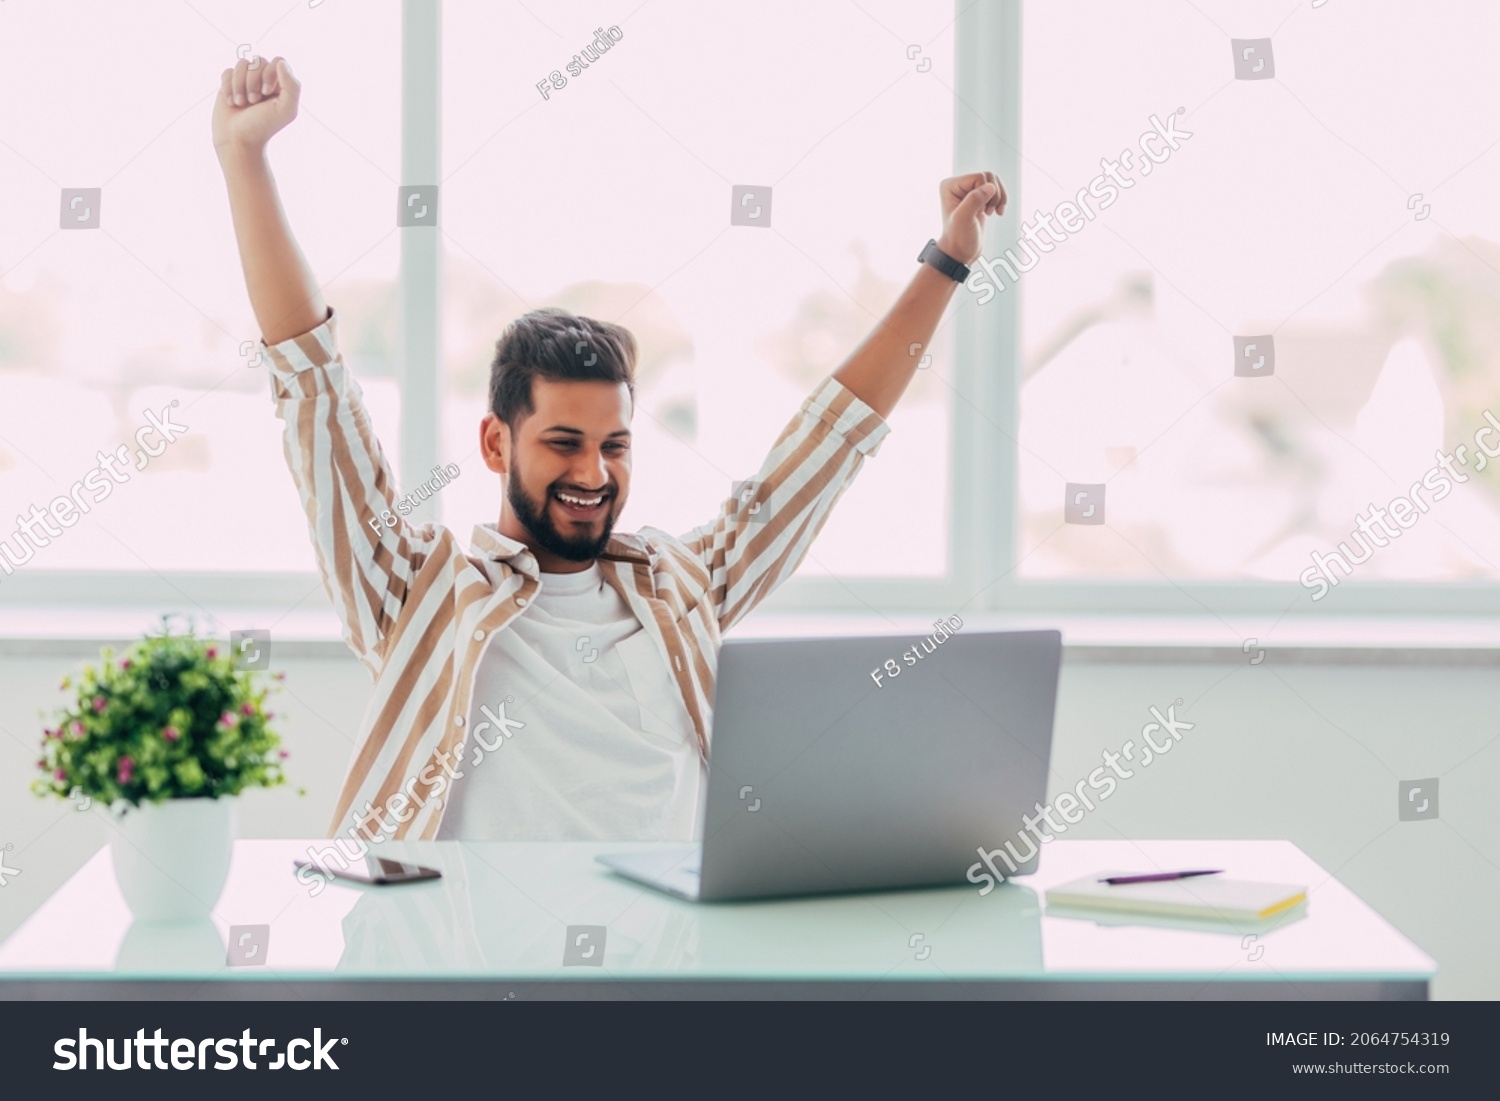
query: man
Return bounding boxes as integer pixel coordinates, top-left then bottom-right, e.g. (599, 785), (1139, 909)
(213, 55), (1006, 844)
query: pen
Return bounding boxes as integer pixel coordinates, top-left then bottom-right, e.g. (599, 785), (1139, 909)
(1100, 869), (1223, 885)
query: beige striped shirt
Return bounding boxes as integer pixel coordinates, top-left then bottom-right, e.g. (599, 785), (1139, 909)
(263, 307), (890, 841)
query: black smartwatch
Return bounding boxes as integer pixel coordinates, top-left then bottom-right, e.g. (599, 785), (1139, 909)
(917, 238), (970, 284)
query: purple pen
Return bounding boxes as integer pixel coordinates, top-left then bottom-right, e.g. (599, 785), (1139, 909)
(1100, 869), (1224, 885)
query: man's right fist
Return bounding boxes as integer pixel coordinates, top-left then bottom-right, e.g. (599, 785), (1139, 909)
(212, 55), (300, 158)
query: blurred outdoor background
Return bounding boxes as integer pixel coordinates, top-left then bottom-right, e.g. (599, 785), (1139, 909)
(3, 0), (1500, 588)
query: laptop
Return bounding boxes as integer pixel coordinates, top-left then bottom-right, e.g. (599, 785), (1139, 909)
(596, 627), (1062, 901)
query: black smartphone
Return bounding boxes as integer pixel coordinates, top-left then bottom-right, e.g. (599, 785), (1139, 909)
(294, 855), (442, 885)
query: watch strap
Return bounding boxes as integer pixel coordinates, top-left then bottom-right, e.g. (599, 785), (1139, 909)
(917, 238), (970, 283)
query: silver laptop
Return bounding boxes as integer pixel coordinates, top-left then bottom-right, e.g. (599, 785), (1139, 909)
(596, 628), (1062, 901)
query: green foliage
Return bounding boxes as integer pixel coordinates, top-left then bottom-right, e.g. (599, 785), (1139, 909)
(31, 617), (290, 808)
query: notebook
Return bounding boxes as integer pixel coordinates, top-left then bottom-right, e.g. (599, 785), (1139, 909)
(1045, 872), (1307, 923)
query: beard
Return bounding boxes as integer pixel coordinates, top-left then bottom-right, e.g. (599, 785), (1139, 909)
(506, 453), (618, 563)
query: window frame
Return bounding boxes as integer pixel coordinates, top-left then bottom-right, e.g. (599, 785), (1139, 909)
(939, 0), (1500, 621)
(7, 0), (1499, 621)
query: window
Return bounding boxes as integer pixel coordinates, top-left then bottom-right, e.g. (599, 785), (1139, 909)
(439, 0), (958, 582)
(9, 1), (1490, 618)
(0, 0), (401, 580)
(1013, 0), (1500, 603)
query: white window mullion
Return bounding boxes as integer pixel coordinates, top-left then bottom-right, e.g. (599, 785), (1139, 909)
(400, 0), (443, 522)
(954, 0), (1022, 613)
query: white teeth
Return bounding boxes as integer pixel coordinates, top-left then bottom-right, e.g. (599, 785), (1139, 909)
(557, 492), (603, 507)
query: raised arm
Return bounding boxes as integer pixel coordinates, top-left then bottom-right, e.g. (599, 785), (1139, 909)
(212, 55), (430, 674)
(212, 55), (325, 344)
(831, 172), (1006, 417)
(675, 173), (1007, 632)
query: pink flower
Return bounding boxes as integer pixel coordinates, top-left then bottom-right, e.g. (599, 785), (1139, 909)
(274, 672), (286, 682)
(117, 756), (134, 784)
(37, 758), (46, 769)
(241, 702), (255, 716)
(120, 659), (131, 670)
(219, 711), (237, 728)
(54, 768), (67, 781)
(265, 711), (275, 720)
(43, 728), (58, 740)
(278, 750), (289, 759)
(207, 647), (218, 659)
(92, 697), (106, 713)
(163, 726), (180, 742)
(71, 721), (84, 736)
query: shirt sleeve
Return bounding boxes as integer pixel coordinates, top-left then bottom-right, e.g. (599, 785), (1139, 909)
(261, 307), (436, 675)
(674, 376), (890, 633)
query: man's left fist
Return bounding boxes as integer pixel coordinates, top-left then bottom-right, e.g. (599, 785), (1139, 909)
(934, 172), (1006, 266)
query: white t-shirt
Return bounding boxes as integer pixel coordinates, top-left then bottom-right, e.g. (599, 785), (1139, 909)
(437, 563), (705, 841)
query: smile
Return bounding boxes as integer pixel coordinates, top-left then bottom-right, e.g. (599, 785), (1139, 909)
(552, 490), (610, 519)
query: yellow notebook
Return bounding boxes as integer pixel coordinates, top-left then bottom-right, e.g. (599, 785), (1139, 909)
(1045, 872), (1307, 922)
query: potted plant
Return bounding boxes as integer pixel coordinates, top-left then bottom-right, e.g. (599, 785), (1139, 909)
(32, 617), (291, 922)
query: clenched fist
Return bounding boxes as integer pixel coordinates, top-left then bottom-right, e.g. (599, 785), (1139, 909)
(934, 172), (1007, 266)
(212, 55), (300, 159)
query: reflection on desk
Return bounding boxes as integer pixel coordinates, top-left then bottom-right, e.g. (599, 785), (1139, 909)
(334, 843), (1043, 977)
(0, 839), (1434, 999)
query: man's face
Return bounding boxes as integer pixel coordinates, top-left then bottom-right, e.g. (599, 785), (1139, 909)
(484, 377), (632, 565)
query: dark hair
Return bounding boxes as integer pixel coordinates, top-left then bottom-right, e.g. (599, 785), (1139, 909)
(488, 308), (636, 429)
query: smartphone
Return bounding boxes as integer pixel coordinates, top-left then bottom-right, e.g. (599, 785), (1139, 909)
(294, 855), (442, 886)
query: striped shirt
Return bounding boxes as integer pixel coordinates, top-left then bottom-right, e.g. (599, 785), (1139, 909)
(263, 307), (890, 841)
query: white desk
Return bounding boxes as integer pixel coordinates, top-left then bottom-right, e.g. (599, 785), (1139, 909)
(0, 838), (1434, 999)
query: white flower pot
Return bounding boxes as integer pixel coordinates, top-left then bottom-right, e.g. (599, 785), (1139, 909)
(103, 796), (235, 922)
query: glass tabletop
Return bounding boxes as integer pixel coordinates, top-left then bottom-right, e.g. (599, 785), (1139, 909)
(0, 839), (1435, 985)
